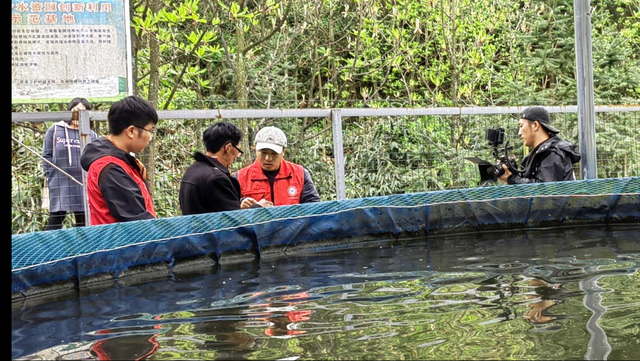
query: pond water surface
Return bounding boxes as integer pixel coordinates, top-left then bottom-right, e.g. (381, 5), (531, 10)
(12, 224), (640, 360)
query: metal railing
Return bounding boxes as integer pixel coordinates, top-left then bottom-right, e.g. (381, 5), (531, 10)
(11, 105), (640, 234)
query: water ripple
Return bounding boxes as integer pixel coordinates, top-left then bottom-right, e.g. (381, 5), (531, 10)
(13, 226), (640, 360)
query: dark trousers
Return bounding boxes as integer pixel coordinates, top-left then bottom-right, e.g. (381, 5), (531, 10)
(45, 211), (86, 231)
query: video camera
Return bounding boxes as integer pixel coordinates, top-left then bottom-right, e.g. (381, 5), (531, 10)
(465, 128), (521, 184)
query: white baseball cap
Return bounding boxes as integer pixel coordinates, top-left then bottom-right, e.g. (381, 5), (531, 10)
(254, 126), (287, 154)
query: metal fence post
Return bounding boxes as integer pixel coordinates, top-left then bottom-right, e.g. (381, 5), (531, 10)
(79, 110), (93, 226)
(331, 109), (346, 200)
(574, 0), (598, 179)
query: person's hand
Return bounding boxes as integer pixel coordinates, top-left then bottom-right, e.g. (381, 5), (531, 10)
(257, 199), (274, 208)
(498, 164), (512, 183)
(241, 197), (274, 209)
(241, 197), (258, 209)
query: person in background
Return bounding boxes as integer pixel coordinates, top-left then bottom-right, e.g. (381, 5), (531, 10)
(42, 97), (98, 230)
(235, 126), (320, 207)
(499, 106), (581, 184)
(80, 96), (158, 225)
(179, 122), (271, 215)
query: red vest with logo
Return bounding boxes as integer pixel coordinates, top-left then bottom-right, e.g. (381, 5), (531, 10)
(86, 155), (156, 225)
(237, 159), (304, 206)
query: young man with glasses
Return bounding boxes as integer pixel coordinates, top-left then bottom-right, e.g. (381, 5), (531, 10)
(179, 122), (271, 215)
(80, 96), (159, 225)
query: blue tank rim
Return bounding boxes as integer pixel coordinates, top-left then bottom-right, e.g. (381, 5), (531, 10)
(11, 177), (640, 298)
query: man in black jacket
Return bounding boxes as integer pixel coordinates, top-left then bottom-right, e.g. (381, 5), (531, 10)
(179, 122), (271, 215)
(499, 106), (581, 184)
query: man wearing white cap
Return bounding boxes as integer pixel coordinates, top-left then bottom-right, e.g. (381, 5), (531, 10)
(235, 126), (320, 207)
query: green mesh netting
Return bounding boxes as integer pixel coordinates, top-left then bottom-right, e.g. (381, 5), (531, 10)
(12, 178), (640, 296)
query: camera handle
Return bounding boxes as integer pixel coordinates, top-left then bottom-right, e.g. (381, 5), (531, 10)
(501, 141), (524, 175)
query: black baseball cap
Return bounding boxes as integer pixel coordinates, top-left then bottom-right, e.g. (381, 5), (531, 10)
(520, 106), (559, 134)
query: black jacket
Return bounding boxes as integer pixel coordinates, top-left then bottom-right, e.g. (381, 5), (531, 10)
(80, 137), (155, 222)
(508, 136), (581, 184)
(179, 152), (243, 215)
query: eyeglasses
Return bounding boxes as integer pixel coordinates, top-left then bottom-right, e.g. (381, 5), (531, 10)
(134, 125), (157, 135)
(230, 143), (244, 156)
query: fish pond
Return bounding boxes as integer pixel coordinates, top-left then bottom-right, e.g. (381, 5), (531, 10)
(12, 224), (640, 360)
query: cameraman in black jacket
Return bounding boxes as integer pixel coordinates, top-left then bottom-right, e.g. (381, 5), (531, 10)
(499, 106), (581, 184)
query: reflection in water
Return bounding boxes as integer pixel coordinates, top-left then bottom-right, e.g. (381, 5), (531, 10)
(523, 279), (562, 325)
(244, 291), (313, 338)
(12, 225), (640, 360)
(580, 268), (612, 361)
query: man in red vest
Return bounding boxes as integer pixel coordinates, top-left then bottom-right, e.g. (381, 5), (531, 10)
(80, 96), (159, 225)
(235, 126), (320, 207)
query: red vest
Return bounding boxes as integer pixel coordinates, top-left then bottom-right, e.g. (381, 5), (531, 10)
(86, 156), (156, 225)
(237, 159), (305, 206)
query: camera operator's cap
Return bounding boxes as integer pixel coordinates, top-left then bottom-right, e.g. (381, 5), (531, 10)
(520, 106), (560, 134)
(255, 126), (287, 154)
